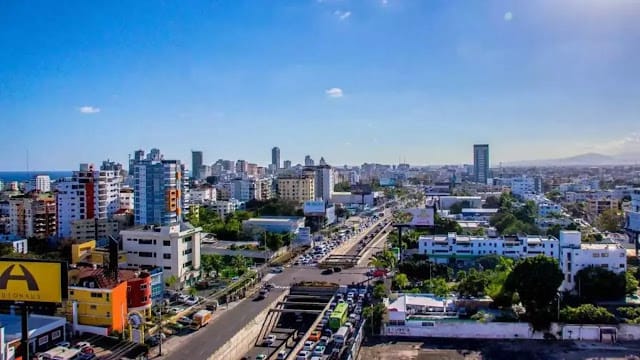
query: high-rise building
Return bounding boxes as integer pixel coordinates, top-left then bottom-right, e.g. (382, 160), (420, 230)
(473, 144), (490, 184)
(192, 150), (203, 179)
(236, 160), (248, 175)
(283, 160), (292, 170)
(56, 163), (122, 240)
(277, 174), (315, 203)
(304, 155), (314, 166)
(132, 149), (184, 226)
(222, 160), (235, 172)
(9, 194), (57, 239)
(29, 175), (51, 193)
(314, 165), (334, 201)
(271, 147), (281, 169)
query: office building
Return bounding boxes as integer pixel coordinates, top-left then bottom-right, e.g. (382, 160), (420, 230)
(56, 163), (122, 240)
(120, 222), (202, 287)
(9, 194), (57, 239)
(283, 160), (292, 170)
(131, 149), (183, 226)
(272, 146), (280, 169)
(192, 151), (203, 180)
(277, 174), (315, 203)
(473, 144), (490, 184)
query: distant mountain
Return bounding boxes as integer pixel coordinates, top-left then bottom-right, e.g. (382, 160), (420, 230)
(504, 152), (640, 167)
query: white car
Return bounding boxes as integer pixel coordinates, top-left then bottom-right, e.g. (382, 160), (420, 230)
(303, 340), (315, 351)
(263, 334), (277, 346)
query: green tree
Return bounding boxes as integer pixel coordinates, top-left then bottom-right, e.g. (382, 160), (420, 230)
(424, 278), (450, 298)
(483, 196), (501, 209)
(575, 266), (626, 302)
(0, 243), (15, 257)
(449, 202), (464, 215)
(373, 283), (388, 299)
(187, 287), (198, 297)
(201, 254), (224, 278)
(504, 255), (563, 329)
(394, 273), (410, 289)
(165, 275), (179, 290)
(626, 271), (639, 296)
(457, 268), (490, 297)
(560, 304), (616, 324)
(232, 254), (248, 274)
(546, 224), (563, 239)
(362, 303), (387, 335)
(333, 182), (351, 192)
(597, 208), (624, 232)
(265, 233), (285, 252)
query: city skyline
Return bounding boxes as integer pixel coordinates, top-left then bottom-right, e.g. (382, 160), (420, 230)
(2, 1), (640, 170)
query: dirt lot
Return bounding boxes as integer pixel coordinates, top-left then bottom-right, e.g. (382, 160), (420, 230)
(358, 338), (640, 360)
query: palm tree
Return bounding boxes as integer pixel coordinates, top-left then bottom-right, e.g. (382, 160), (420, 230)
(209, 254), (224, 279)
(232, 254), (247, 274)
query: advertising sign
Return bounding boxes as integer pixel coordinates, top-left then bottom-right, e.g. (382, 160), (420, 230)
(379, 178), (396, 187)
(401, 208), (435, 227)
(294, 227), (312, 247)
(304, 201), (326, 216)
(0, 259), (67, 303)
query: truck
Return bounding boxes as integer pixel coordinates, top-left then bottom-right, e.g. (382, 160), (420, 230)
(191, 310), (213, 329)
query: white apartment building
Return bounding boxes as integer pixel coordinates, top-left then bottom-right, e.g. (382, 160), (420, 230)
(207, 200), (241, 218)
(29, 175), (51, 193)
(232, 178), (256, 202)
(190, 185), (217, 204)
(558, 231), (626, 292)
(418, 231), (627, 293)
(56, 164), (121, 239)
(418, 233), (559, 263)
(538, 202), (562, 218)
(119, 188), (134, 211)
(510, 177), (541, 198)
(120, 222), (202, 287)
(314, 165), (334, 202)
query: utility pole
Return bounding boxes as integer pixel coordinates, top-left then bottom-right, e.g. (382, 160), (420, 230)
(157, 302), (163, 356)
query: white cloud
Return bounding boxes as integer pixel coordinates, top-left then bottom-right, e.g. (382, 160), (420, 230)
(78, 106), (100, 114)
(334, 10), (351, 20)
(325, 87), (343, 98)
(589, 132), (640, 154)
(504, 11), (513, 21)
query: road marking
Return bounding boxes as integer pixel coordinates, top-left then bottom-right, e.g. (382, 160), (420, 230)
(262, 274), (276, 282)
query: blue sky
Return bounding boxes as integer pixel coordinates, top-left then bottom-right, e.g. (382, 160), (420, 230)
(1, 0), (639, 170)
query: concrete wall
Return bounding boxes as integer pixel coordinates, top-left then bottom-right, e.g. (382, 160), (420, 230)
(208, 291), (288, 360)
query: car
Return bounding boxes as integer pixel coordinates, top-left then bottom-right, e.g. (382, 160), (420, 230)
(312, 345), (326, 356)
(56, 341), (71, 348)
(184, 296), (199, 306)
(73, 342), (91, 350)
(276, 350), (289, 360)
(333, 267), (342, 273)
(178, 316), (192, 325)
(303, 340), (315, 351)
(145, 336), (159, 346)
(231, 276), (240, 281)
(319, 336), (330, 346)
(296, 350), (311, 360)
(263, 334), (277, 346)
(307, 330), (321, 341)
(321, 268), (334, 275)
(256, 354), (267, 360)
(271, 266), (284, 273)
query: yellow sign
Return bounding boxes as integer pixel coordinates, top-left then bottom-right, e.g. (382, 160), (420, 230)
(0, 260), (66, 303)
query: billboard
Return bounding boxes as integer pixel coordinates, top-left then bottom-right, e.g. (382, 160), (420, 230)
(294, 227), (312, 247)
(304, 201), (326, 216)
(0, 259), (67, 303)
(379, 178), (396, 187)
(400, 207), (435, 227)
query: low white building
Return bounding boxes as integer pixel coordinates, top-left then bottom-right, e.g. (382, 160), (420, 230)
(538, 202), (562, 218)
(558, 230), (627, 292)
(190, 185), (217, 204)
(510, 177), (541, 198)
(207, 200), (242, 218)
(0, 234), (28, 253)
(120, 222), (202, 287)
(418, 233), (559, 263)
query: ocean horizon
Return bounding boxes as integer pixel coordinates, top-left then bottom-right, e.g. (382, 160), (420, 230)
(0, 171), (73, 183)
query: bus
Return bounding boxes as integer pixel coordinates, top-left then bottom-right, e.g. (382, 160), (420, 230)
(329, 302), (348, 330)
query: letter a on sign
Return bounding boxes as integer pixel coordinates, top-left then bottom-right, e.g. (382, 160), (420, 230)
(0, 264), (39, 291)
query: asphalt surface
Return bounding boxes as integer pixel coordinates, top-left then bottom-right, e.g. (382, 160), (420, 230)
(162, 214), (391, 360)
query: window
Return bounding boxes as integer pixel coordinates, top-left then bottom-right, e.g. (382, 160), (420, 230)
(183, 248), (192, 255)
(183, 261), (192, 268)
(620, 264), (625, 268)
(139, 239), (153, 245)
(69, 290), (74, 295)
(39, 335), (49, 346)
(90, 305), (97, 310)
(163, 240), (171, 246)
(183, 236), (193, 243)
(106, 312), (111, 317)
(91, 292), (103, 298)
(139, 252), (153, 257)
(140, 284), (147, 290)
(163, 253), (171, 259)
(51, 330), (61, 340)
(163, 266), (171, 270)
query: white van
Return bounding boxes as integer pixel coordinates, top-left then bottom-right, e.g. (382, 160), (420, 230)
(333, 326), (349, 345)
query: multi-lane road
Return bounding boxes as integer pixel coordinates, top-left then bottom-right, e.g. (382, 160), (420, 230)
(162, 212), (392, 360)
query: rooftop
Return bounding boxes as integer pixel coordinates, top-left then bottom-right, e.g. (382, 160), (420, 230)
(245, 216), (304, 223)
(0, 313), (66, 343)
(580, 243), (624, 251)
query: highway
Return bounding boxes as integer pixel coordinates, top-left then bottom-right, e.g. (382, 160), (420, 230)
(161, 212), (392, 360)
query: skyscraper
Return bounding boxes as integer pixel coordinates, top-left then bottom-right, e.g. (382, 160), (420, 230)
(283, 160), (292, 170)
(473, 144), (490, 184)
(304, 155), (314, 166)
(132, 149), (184, 226)
(271, 146), (280, 170)
(192, 150), (203, 179)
